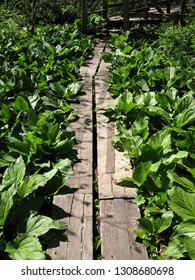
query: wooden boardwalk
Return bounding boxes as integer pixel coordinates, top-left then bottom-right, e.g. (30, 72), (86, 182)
(96, 49), (147, 260)
(47, 42), (148, 260)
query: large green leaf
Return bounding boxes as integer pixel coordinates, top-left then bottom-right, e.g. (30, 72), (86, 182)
(133, 161), (152, 187)
(170, 220), (195, 239)
(168, 187), (195, 220)
(183, 236), (195, 259)
(63, 82), (81, 99)
(117, 90), (141, 114)
(167, 170), (195, 192)
(0, 185), (16, 227)
(137, 79), (149, 92)
(176, 93), (195, 113)
(138, 218), (154, 234)
(131, 115), (149, 140)
(25, 215), (66, 237)
(163, 151), (188, 165)
(1, 104), (13, 123)
(17, 168), (58, 197)
(54, 158), (74, 174)
(0, 156), (25, 191)
(5, 234), (45, 260)
(47, 123), (60, 143)
(165, 237), (186, 259)
(147, 130), (172, 155)
(154, 212), (173, 233)
(165, 66), (176, 81)
(14, 95), (31, 112)
(11, 197), (44, 227)
(174, 108), (195, 128)
(166, 220), (195, 259)
(50, 83), (66, 96)
(8, 137), (30, 157)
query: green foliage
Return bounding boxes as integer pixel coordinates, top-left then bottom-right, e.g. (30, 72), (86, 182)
(87, 14), (106, 34)
(2, 0), (81, 25)
(104, 20), (195, 259)
(0, 17), (92, 259)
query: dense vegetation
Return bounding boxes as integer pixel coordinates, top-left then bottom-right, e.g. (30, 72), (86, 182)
(1, 0), (80, 25)
(103, 17), (195, 259)
(1, 0), (195, 260)
(0, 3), (93, 260)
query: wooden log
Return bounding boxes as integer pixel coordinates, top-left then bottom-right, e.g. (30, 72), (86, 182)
(150, 0), (164, 13)
(167, 0), (171, 13)
(123, 0), (130, 30)
(103, 0), (108, 20)
(108, 2), (123, 9)
(82, 0), (88, 33)
(130, 6), (150, 13)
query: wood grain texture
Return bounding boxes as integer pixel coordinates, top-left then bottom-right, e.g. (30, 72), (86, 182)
(47, 194), (93, 260)
(47, 42), (105, 259)
(100, 198), (148, 260)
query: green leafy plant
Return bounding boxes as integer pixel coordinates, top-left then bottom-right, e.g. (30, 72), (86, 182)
(0, 16), (93, 259)
(103, 18), (195, 259)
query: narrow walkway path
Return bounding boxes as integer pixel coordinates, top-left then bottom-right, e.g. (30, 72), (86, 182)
(47, 41), (147, 260)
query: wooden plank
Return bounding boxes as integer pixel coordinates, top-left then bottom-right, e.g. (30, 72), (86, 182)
(100, 200), (119, 259)
(47, 42), (105, 260)
(113, 199), (132, 259)
(65, 194), (84, 259)
(125, 200), (148, 259)
(150, 0), (165, 13)
(82, 0), (88, 33)
(108, 2), (123, 9)
(96, 51), (135, 199)
(103, 0), (108, 20)
(98, 173), (136, 199)
(167, 0), (171, 13)
(123, 0), (130, 30)
(82, 194), (93, 259)
(88, 9), (105, 15)
(47, 194), (93, 259)
(106, 121), (115, 174)
(100, 198), (148, 259)
(98, 174), (113, 199)
(130, 6), (150, 13)
(67, 194), (93, 260)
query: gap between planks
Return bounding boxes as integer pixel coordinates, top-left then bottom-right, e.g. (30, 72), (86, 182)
(47, 41), (148, 260)
(47, 41), (106, 260)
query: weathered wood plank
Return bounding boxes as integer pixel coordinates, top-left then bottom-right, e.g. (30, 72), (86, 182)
(82, 194), (94, 259)
(47, 42), (105, 259)
(66, 194), (93, 260)
(96, 48), (135, 199)
(113, 199), (132, 259)
(98, 173), (136, 199)
(125, 200), (148, 259)
(103, 0), (108, 20)
(46, 194), (73, 259)
(123, 0), (130, 30)
(106, 121), (115, 174)
(82, 0), (88, 33)
(47, 194), (93, 260)
(100, 198), (148, 259)
(100, 200), (119, 259)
